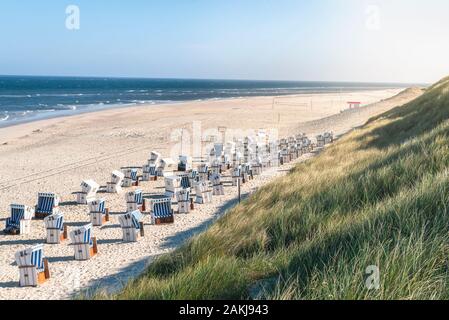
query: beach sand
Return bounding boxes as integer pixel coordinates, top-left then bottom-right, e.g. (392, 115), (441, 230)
(0, 88), (422, 300)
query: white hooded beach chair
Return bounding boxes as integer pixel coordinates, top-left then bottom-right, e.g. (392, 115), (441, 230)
(241, 163), (253, 182)
(198, 164), (209, 182)
(35, 193), (60, 219)
(178, 155), (192, 172)
(70, 224), (98, 261)
(142, 164), (157, 181)
(126, 189), (145, 212)
(189, 169), (199, 187)
(88, 198), (110, 226)
(165, 176), (183, 199)
(251, 157), (263, 176)
(122, 168), (139, 188)
(211, 173), (225, 196)
(15, 245), (50, 287)
(77, 179), (100, 204)
(4, 204), (34, 235)
(176, 189), (192, 214)
(232, 166), (242, 186)
(107, 170), (125, 193)
(280, 148), (290, 165)
(194, 181), (212, 204)
(149, 151), (162, 167)
(44, 213), (67, 244)
(157, 158), (176, 177)
(316, 135), (325, 148)
(150, 198), (174, 225)
(324, 132), (334, 144)
(118, 210), (144, 242)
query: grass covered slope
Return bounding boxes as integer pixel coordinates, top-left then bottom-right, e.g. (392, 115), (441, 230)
(105, 77), (449, 300)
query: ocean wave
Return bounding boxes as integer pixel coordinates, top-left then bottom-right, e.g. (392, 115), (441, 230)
(0, 114), (9, 121)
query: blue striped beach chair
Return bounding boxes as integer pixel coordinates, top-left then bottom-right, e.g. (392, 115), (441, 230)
(15, 244), (50, 287)
(44, 213), (67, 244)
(123, 168), (139, 187)
(4, 204), (34, 235)
(241, 163), (253, 182)
(178, 173), (191, 189)
(118, 210), (144, 242)
(35, 193), (60, 219)
(176, 189), (192, 214)
(142, 164), (157, 181)
(70, 224), (98, 260)
(150, 198), (174, 225)
(88, 198), (110, 226)
(126, 189), (145, 212)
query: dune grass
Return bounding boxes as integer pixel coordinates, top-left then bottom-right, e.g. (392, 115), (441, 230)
(96, 77), (449, 300)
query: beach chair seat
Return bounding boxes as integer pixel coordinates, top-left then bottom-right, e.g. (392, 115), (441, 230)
(150, 198), (174, 225)
(176, 189), (192, 214)
(70, 224), (98, 260)
(44, 213), (68, 244)
(126, 189), (145, 212)
(76, 179), (100, 204)
(142, 164), (157, 181)
(122, 168), (139, 187)
(15, 245), (50, 287)
(118, 210), (144, 242)
(211, 173), (225, 196)
(35, 193), (60, 219)
(194, 181), (213, 204)
(88, 199), (110, 226)
(4, 204), (34, 235)
(107, 170), (125, 193)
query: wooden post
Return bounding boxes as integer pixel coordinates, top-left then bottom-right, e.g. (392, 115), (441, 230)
(190, 198), (195, 210)
(238, 177), (241, 203)
(92, 237), (98, 254)
(63, 225), (68, 240)
(43, 258), (51, 279)
(140, 222), (145, 237)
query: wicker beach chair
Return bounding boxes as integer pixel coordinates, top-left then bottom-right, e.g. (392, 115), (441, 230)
(107, 170), (125, 193)
(88, 199), (110, 226)
(4, 204), (34, 235)
(150, 198), (174, 225)
(15, 245), (50, 287)
(70, 224), (98, 261)
(44, 213), (68, 244)
(35, 193), (60, 219)
(125, 189), (145, 212)
(118, 210), (144, 242)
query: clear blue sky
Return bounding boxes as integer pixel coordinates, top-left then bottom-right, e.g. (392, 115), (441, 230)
(0, 0), (448, 83)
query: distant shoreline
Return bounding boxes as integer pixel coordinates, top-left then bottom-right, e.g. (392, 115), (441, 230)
(0, 88), (408, 130)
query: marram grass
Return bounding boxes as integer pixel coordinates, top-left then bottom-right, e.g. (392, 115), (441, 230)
(95, 77), (449, 300)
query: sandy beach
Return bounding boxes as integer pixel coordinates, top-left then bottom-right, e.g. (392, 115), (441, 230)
(0, 88), (422, 300)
